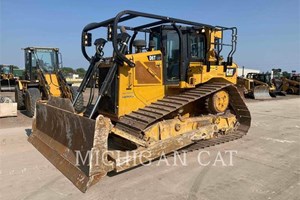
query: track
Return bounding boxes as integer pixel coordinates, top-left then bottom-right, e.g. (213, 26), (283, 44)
(183, 83), (251, 152)
(116, 82), (251, 150)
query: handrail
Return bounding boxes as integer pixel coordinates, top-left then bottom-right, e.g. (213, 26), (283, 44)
(81, 10), (218, 63)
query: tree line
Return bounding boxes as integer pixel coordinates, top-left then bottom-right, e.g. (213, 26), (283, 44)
(60, 67), (86, 78)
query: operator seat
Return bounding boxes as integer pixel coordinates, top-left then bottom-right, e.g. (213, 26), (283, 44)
(133, 40), (146, 53)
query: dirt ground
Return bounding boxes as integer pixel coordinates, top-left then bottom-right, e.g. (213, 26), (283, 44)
(0, 91), (299, 200)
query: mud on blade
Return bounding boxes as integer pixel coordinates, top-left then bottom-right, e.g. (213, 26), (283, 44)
(28, 97), (112, 192)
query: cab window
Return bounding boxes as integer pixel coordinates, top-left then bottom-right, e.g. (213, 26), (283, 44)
(189, 34), (205, 61)
(165, 30), (180, 82)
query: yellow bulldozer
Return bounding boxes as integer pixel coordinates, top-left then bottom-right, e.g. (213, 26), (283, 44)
(270, 69), (299, 95)
(28, 10), (251, 192)
(15, 47), (83, 117)
(237, 72), (281, 99)
(281, 75), (300, 95)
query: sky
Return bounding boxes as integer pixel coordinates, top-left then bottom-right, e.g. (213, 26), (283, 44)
(0, 0), (299, 72)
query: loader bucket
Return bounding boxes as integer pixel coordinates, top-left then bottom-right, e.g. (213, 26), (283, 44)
(253, 85), (272, 100)
(28, 97), (113, 192)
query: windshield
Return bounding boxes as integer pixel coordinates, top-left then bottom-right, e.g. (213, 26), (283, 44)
(258, 74), (270, 83)
(34, 49), (58, 72)
(1, 66), (11, 74)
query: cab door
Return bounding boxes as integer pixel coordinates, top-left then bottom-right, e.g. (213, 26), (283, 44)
(162, 29), (180, 85)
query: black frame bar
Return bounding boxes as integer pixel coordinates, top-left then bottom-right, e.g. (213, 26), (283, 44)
(81, 10), (237, 81)
(81, 10), (215, 62)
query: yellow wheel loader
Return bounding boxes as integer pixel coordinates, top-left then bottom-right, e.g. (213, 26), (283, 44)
(15, 47), (83, 117)
(0, 64), (16, 91)
(28, 10), (251, 192)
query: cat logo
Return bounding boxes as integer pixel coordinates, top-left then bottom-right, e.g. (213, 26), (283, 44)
(147, 54), (161, 61)
(226, 68), (236, 77)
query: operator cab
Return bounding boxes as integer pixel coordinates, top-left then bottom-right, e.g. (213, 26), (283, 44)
(0, 65), (13, 75)
(23, 47), (60, 81)
(149, 25), (207, 84)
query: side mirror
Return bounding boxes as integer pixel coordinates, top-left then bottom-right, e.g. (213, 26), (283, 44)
(82, 32), (92, 46)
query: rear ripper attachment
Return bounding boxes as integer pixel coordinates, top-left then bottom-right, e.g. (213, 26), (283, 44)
(28, 10), (251, 192)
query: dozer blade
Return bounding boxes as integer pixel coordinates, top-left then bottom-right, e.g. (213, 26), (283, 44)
(253, 85), (272, 99)
(28, 97), (114, 192)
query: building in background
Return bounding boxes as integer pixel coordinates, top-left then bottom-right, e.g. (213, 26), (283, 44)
(65, 73), (82, 87)
(238, 66), (260, 77)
